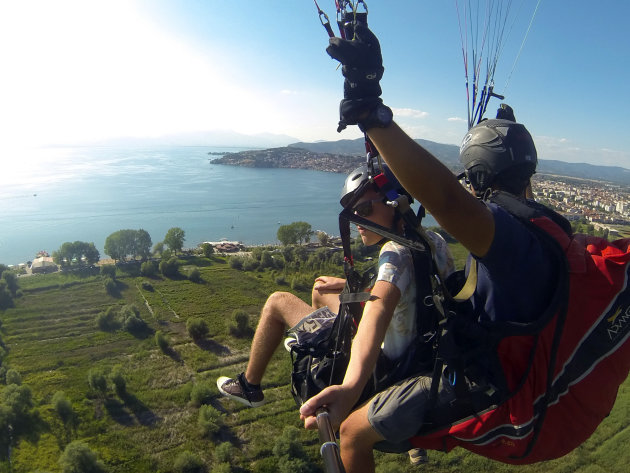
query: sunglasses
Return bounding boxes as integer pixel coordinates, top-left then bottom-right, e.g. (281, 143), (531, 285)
(352, 198), (384, 218)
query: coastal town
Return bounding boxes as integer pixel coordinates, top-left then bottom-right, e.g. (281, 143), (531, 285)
(531, 174), (630, 235)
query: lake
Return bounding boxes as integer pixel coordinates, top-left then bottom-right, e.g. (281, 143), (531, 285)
(0, 146), (436, 265)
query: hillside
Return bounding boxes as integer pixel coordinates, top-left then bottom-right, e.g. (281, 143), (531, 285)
(0, 255), (629, 472)
(291, 139), (630, 185)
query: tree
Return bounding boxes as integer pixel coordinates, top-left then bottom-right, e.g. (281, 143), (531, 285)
(53, 241), (100, 268)
(293, 221), (313, 244)
(104, 229), (152, 262)
(134, 229), (152, 261)
(58, 441), (107, 473)
(277, 224), (299, 246)
(164, 227), (185, 254)
(277, 222), (313, 246)
(200, 243), (214, 258)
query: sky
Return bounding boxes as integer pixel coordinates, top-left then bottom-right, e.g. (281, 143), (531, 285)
(1, 0), (629, 168)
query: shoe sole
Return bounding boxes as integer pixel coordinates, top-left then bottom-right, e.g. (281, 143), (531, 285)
(216, 376), (265, 408)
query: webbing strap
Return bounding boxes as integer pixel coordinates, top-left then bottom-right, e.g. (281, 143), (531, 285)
(453, 259), (478, 302)
(339, 292), (373, 304)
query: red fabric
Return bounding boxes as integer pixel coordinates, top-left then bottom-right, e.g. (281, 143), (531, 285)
(410, 219), (630, 464)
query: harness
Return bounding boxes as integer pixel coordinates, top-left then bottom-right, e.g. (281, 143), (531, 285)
(409, 192), (630, 464)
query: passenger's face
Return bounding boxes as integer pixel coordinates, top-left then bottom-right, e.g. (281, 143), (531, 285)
(353, 189), (394, 246)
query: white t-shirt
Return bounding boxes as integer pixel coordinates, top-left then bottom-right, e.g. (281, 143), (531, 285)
(377, 232), (454, 360)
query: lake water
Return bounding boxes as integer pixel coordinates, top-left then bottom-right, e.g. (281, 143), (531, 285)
(0, 146), (436, 266)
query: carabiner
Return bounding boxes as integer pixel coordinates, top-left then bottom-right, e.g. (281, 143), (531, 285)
(314, 0), (335, 38)
(336, 0), (355, 39)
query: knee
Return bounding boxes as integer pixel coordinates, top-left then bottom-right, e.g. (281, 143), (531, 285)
(264, 291), (296, 313)
(339, 415), (377, 452)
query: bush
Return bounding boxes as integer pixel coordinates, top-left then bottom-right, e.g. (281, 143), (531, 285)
(190, 382), (213, 406)
(87, 369), (107, 396)
(52, 391), (75, 426)
(159, 256), (179, 278)
(96, 307), (120, 331)
(187, 318), (209, 341)
(230, 310), (250, 337)
(110, 366), (126, 397)
(140, 260), (158, 277)
(103, 277), (117, 296)
(197, 405), (224, 437)
(214, 442), (235, 464)
(100, 265), (116, 279)
(119, 305), (146, 334)
(242, 258), (259, 272)
(155, 331), (169, 353)
(275, 275), (287, 285)
(173, 450), (205, 473)
(188, 268), (202, 283)
(141, 280), (154, 291)
(58, 441), (107, 473)
(229, 257), (243, 270)
(6, 368), (21, 386)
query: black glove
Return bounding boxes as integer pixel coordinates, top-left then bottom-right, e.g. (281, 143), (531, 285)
(326, 22), (384, 99)
(326, 23), (384, 131)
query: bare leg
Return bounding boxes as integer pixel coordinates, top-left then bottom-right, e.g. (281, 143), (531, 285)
(339, 402), (384, 473)
(311, 288), (341, 312)
(245, 291), (313, 385)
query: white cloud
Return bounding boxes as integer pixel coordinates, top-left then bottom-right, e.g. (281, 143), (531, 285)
(534, 135), (630, 168)
(392, 108), (429, 119)
(447, 117), (466, 123)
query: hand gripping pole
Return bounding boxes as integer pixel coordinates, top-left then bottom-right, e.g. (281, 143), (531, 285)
(316, 408), (345, 473)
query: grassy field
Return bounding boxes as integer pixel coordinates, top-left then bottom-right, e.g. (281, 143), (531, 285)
(0, 253), (629, 472)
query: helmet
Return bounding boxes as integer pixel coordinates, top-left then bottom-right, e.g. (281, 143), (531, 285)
(340, 163), (410, 208)
(460, 119), (537, 193)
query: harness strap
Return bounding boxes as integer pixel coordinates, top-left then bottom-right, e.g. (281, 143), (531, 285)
(339, 292), (373, 304)
(453, 259), (478, 302)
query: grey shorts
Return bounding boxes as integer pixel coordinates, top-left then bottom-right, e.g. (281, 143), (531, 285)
(368, 373), (457, 453)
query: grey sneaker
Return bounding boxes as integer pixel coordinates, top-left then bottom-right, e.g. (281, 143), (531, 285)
(408, 448), (429, 465)
(217, 372), (265, 407)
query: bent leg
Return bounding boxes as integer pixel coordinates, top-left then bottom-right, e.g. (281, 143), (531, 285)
(339, 402), (383, 473)
(245, 291), (313, 385)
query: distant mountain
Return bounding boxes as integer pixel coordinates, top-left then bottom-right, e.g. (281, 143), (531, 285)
(88, 130), (299, 148)
(290, 138), (630, 186)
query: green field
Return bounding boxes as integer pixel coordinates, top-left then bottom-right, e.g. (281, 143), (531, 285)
(0, 253), (629, 472)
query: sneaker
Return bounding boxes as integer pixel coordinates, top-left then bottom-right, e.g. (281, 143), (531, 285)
(216, 372), (265, 407)
(408, 448), (429, 465)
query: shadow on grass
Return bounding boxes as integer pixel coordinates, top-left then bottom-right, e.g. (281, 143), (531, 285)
(120, 392), (161, 427)
(229, 327), (255, 338)
(104, 398), (135, 426)
(162, 346), (183, 363)
(195, 338), (231, 356)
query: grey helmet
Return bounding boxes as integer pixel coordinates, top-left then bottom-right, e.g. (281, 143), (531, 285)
(340, 163), (411, 208)
(460, 119), (537, 193)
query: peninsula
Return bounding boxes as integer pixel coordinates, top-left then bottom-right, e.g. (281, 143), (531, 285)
(210, 147), (364, 174)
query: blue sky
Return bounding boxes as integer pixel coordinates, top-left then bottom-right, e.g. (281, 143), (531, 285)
(1, 1), (629, 168)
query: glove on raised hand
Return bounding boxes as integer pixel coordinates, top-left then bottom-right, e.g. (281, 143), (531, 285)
(326, 23), (384, 130)
(326, 22), (384, 99)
